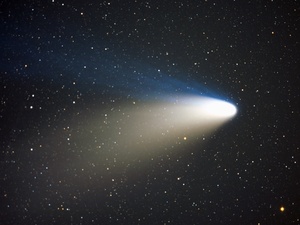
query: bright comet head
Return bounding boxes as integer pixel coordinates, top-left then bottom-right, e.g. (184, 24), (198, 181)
(201, 98), (237, 118)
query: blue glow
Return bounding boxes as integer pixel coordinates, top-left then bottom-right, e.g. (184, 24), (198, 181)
(2, 34), (234, 103)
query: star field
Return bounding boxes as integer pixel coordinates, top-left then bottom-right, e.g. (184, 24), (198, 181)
(1, 0), (300, 224)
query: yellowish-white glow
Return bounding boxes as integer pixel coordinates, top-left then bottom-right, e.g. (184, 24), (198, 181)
(88, 96), (237, 157)
(54, 95), (238, 179)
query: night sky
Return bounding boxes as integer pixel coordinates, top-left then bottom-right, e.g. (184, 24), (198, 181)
(1, 0), (300, 224)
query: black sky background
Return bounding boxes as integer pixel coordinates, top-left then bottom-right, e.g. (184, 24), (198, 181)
(1, 0), (300, 224)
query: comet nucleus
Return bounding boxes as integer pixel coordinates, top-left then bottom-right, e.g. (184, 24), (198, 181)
(201, 98), (237, 118)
